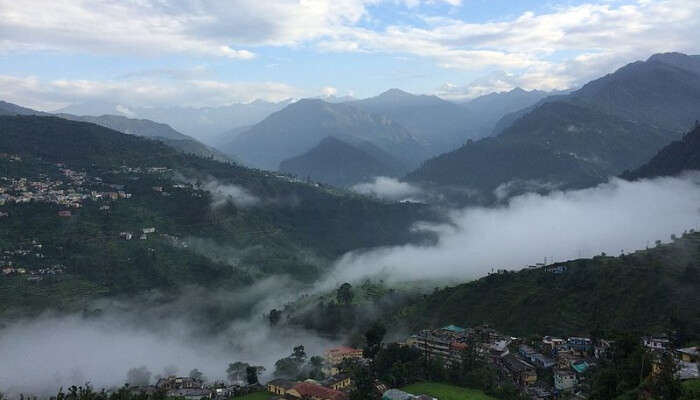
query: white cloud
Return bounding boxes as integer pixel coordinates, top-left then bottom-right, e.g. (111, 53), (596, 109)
(351, 176), (423, 201)
(1, 0), (699, 105)
(320, 86), (338, 97)
(202, 181), (260, 208)
(324, 0), (700, 91)
(328, 175), (700, 285)
(0, 74), (305, 111)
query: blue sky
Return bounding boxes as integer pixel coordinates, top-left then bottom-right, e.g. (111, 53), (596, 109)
(0, 0), (698, 110)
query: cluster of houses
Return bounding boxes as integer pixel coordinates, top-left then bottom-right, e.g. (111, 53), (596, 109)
(120, 227), (157, 241)
(643, 335), (700, 381)
(266, 346), (363, 400)
(124, 330), (699, 400)
(404, 325), (700, 399)
(0, 164), (132, 212)
(0, 241), (65, 282)
(264, 345), (439, 400)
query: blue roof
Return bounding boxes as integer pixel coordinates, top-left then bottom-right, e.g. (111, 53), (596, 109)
(571, 360), (590, 373)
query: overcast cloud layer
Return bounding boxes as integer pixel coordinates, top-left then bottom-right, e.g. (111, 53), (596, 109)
(1, 0), (699, 108)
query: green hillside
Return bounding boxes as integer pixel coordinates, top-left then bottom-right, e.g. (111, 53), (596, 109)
(0, 116), (435, 317)
(396, 233), (700, 341)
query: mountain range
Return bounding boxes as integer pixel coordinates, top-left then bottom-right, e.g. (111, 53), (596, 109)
(408, 52), (700, 201)
(278, 136), (407, 187)
(0, 101), (229, 162)
(56, 99), (294, 144)
(221, 98), (429, 171)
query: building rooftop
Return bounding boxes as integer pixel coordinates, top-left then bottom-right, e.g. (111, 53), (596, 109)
(267, 379), (297, 390)
(442, 325), (466, 333)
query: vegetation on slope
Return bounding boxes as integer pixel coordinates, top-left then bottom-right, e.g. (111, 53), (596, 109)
(0, 116), (436, 316)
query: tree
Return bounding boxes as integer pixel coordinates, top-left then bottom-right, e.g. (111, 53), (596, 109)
(274, 357), (301, 379)
(269, 309), (282, 326)
(188, 368), (205, 382)
(363, 322), (386, 360)
(226, 362), (250, 383)
(349, 364), (380, 400)
(292, 345), (307, 364)
(650, 352), (682, 400)
(336, 283), (354, 306)
(306, 356), (326, 379)
(126, 366), (152, 387)
(246, 366), (265, 385)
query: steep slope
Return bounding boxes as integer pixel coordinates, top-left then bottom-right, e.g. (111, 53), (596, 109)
(222, 98), (428, 171)
(279, 136), (406, 187)
(572, 53), (700, 131)
(394, 232), (700, 339)
(0, 100), (51, 116)
(0, 100), (228, 161)
(57, 113), (231, 161)
(622, 124), (700, 180)
(351, 89), (477, 155)
(406, 136), (605, 197)
(408, 53), (700, 200)
(462, 87), (552, 135)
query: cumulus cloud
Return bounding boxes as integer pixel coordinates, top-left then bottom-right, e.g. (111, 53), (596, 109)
(351, 176), (423, 201)
(329, 0), (700, 92)
(327, 175), (700, 285)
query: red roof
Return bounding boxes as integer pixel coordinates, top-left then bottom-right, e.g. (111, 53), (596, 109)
(326, 346), (362, 355)
(291, 382), (347, 400)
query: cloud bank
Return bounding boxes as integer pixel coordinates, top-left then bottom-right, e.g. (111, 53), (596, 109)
(0, 279), (336, 397)
(328, 175), (700, 284)
(351, 176), (424, 201)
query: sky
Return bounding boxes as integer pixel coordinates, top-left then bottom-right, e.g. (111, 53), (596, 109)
(1, 0), (700, 110)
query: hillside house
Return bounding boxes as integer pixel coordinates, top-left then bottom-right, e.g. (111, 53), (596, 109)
(542, 337), (565, 353)
(267, 379), (296, 396)
(165, 388), (210, 400)
(322, 374), (352, 391)
(156, 376), (203, 390)
(286, 382), (347, 400)
(643, 335), (671, 351)
(407, 326), (469, 364)
(566, 337), (592, 356)
(502, 354), (537, 386)
(545, 265), (567, 274)
(554, 369), (577, 391)
(143, 227), (156, 234)
(324, 346), (364, 366)
(677, 346), (700, 363)
(519, 345), (555, 368)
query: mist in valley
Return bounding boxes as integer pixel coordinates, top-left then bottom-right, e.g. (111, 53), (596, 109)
(2, 173), (700, 396)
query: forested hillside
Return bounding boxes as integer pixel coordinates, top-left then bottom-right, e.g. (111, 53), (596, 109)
(0, 116), (435, 317)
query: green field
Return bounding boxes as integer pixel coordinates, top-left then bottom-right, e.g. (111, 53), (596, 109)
(234, 392), (273, 400)
(401, 382), (496, 400)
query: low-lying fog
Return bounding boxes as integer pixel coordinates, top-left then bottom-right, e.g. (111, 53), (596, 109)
(2, 174), (700, 396)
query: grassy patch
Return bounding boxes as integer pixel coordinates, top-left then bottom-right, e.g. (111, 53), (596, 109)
(234, 392), (273, 400)
(401, 382), (496, 400)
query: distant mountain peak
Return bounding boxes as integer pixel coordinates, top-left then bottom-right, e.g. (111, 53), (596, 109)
(378, 88), (414, 98)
